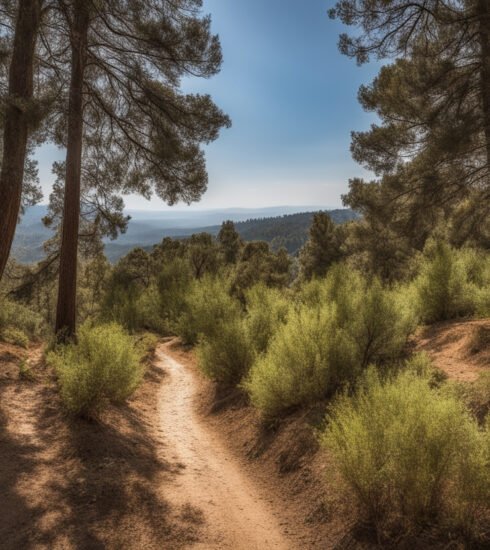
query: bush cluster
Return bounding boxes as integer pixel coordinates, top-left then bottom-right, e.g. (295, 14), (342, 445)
(102, 283), (166, 334)
(197, 317), (254, 385)
(176, 275), (242, 346)
(243, 284), (290, 355)
(48, 322), (144, 417)
(244, 306), (345, 415)
(321, 368), (490, 539)
(245, 265), (415, 416)
(413, 241), (490, 323)
(180, 281), (291, 386)
(0, 297), (44, 346)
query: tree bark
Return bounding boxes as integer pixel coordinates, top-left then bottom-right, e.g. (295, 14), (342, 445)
(477, 0), (490, 172)
(55, 1), (90, 340)
(0, 0), (41, 281)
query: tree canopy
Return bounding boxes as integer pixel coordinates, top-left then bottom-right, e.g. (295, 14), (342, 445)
(330, 0), (490, 262)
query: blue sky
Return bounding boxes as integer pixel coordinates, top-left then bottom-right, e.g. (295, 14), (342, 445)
(36, 0), (378, 211)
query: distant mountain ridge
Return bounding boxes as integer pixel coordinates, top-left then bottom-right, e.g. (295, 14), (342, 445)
(11, 205), (357, 263)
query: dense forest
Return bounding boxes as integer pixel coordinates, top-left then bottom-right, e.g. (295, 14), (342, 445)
(231, 209), (358, 253)
(0, 1), (489, 549)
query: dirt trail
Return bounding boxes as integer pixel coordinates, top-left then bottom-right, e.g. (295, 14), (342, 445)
(156, 343), (294, 550)
(414, 318), (490, 381)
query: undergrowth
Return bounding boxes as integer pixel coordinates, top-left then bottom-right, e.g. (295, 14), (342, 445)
(321, 367), (490, 542)
(48, 322), (144, 417)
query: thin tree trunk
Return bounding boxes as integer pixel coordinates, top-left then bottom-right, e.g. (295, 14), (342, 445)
(478, 0), (490, 171)
(0, 0), (41, 281)
(55, 1), (89, 340)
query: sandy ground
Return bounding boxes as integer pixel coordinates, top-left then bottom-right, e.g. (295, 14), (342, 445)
(162, 340), (357, 550)
(0, 341), (302, 549)
(0, 342), (200, 549)
(414, 318), (490, 381)
(155, 345), (294, 549)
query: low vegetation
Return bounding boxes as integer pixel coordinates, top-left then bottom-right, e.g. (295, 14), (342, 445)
(245, 305), (340, 415)
(177, 275), (243, 346)
(0, 297), (44, 346)
(47, 322), (144, 417)
(321, 367), (489, 541)
(413, 241), (490, 323)
(454, 372), (490, 424)
(243, 284), (290, 355)
(246, 265), (416, 417)
(197, 317), (253, 385)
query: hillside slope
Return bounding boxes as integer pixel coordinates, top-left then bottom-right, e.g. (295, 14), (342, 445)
(414, 319), (490, 381)
(0, 319), (487, 549)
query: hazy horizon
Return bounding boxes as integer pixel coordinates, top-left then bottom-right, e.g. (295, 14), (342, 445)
(25, 203), (345, 215)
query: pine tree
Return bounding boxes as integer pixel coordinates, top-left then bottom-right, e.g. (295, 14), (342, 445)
(218, 220), (242, 264)
(51, 0), (230, 339)
(0, 0), (42, 281)
(232, 241), (291, 299)
(330, 0), (490, 252)
(187, 233), (219, 279)
(299, 212), (343, 280)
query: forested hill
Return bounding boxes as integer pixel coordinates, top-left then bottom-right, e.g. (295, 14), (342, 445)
(230, 209), (358, 254)
(114, 208), (357, 261)
(12, 207), (357, 263)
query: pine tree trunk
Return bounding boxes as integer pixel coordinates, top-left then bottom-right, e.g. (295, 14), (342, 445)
(0, 0), (41, 281)
(55, 2), (89, 341)
(478, 0), (490, 172)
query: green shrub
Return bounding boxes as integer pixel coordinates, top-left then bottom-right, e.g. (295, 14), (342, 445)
(451, 416), (490, 536)
(298, 263), (359, 310)
(102, 284), (143, 332)
(103, 283), (166, 334)
(245, 265), (416, 417)
(197, 316), (253, 385)
(404, 351), (447, 387)
(474, 284), (490, 318)
(1, 327), (29, 348)
(462, 247), (490, 318)
(48, 322), (144, 417)
(192, 282), (288, 386)
(243, 284), (289, 355)
(321, 369), (489, 539)
(157, 257), (192, 329)
(413, 241), (490, 323)
(134, 332), (160, 361)
(349, 280), (416, 369)
(468, 324), (490, 355)
(454, 372), (490, 424)
(135, 285), (166, 333)
(301, 265), (416, 368)
(0, 297), (43, 340)
(176, 276), (241, 345)
(244, 305), (356, 416)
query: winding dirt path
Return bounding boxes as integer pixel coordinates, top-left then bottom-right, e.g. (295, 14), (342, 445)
(155, 344), (294, 550)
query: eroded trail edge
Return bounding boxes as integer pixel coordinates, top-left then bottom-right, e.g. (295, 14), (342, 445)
(155, 342), (294, 550)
